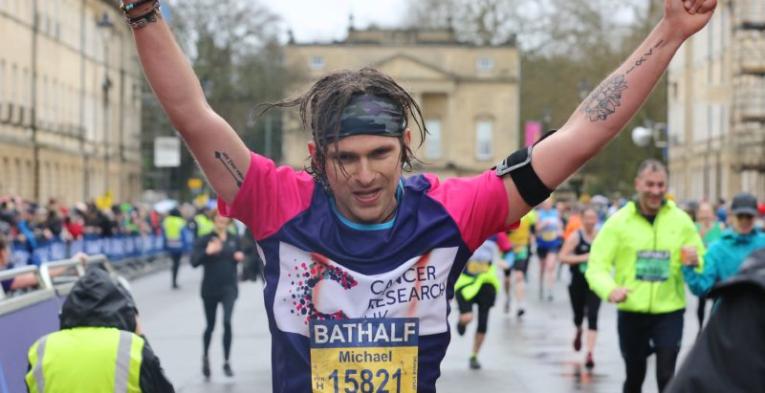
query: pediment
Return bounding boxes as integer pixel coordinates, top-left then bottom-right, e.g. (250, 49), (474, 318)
(371, 54), (454, 81)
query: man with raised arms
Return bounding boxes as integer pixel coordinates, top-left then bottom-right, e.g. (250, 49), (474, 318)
(122, 0), (716, 391)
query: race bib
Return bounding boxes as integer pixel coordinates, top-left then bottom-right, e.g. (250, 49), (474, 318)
(541, 230), (557, 242)
(310, 318), (418, 393)
(465, 260), (491, 275)
(513, 246), (528, 259)
(635, 250), (670, 282)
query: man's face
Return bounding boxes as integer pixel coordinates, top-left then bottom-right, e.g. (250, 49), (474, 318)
(733, 214), (755, 235)
(311, 132), (409, 224)
(635, 169), (667, 215)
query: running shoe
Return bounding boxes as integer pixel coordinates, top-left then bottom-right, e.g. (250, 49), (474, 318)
(223, 362), (234, 377)
(516, 308), (525, 318)
(585, 352), (595, 369)
(469, 356), (481, 370)
(573, 329), (582, 352)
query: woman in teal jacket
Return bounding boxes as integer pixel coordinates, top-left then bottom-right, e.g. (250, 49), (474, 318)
(683, 193), (765, 297)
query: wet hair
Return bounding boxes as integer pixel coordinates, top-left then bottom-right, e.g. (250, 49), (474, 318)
(636, 159), (668, 178)
(262, 67), (427, 184)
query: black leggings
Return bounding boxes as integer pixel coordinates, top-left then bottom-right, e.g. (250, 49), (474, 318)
(568, 269), (601, 330)
(618, 310), (683, 393)
(170, 253), (182, 286)
(696, 295), (707, 330)
(456, 285), (496, 333)
(203, 291), (237, 361)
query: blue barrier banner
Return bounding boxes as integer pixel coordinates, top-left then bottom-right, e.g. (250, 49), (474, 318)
(105, 237), (126, 261)
(0, 296), (60, 393)
(0, 358), (10, 393)
(69, 239), (84, 255)
(32, 242), (51, 265)
(49, 241), (67, 261)
(8, 234), (181, 266)
(10, 245), (31, 266)
(153, 235), (164, 254)
(84, 236), (102, 255)
(124, 236), (136, 257)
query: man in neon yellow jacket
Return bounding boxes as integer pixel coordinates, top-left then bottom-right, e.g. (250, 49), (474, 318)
(586, 159), (704, 393)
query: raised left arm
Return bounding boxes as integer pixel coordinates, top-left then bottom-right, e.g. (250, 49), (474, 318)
(504, 0), (716, 225)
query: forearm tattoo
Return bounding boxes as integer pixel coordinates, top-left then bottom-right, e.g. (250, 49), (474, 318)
(582, 40), (665, 122)
(625, 40), (665, 75)
(214, 151), (244, 187)
(582, 75), (629, 122)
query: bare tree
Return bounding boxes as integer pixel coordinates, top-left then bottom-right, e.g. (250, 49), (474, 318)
(142, 0), (296, 197)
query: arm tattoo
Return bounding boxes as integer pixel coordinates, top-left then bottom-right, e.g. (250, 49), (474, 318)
(625, 40), (665, 75)
(581, 40), (664, 122)
(214, 151), (244, 187)
(581, 75), (629, 122)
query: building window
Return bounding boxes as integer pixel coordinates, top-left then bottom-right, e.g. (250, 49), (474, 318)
(0, 60), (5, 100)
(475, 119), (493, 161)
(10, 64), (17, 103)
(476, 57), (494, 72)
(309, 56), (325, 70)
(425, 119), (442, 159)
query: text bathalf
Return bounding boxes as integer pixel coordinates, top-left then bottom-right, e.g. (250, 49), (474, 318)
(312, 320), (418, 347)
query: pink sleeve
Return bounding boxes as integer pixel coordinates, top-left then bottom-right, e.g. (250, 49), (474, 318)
(495, 232), (512, 253)
(426, 171), (514, 252)
(218, 152), (314, 240)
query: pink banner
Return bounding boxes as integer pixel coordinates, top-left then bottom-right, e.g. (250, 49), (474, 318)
(524, 121), (542, 147)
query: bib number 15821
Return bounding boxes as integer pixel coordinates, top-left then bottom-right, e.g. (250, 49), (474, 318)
(327, 368), (401, 393)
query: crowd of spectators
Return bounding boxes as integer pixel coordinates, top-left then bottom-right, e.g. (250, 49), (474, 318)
(0, 196), (175, 267)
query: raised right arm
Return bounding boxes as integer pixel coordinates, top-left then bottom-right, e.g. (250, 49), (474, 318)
(127, 2), (250, 204)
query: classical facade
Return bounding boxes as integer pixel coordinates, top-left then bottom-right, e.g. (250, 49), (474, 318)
(668, 0), (765, 201)
(0, 0), (142, 205)
(284, 26), (520, 177)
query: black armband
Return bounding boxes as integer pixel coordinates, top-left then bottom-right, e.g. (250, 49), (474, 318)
(494, 130), (556, 207)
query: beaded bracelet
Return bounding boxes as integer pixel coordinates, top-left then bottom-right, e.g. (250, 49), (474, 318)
(124, 2), (162, 29)
(120, 0), (155, 14)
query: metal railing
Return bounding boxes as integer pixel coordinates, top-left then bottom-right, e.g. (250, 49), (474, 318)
(1, 254), (127, 314)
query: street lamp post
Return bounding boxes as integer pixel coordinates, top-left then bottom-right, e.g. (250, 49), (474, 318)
(631, 121), (668, 160)
(97, 12), (114, 201)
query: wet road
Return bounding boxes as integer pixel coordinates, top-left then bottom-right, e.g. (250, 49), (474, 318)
(133, 258), (702, 392)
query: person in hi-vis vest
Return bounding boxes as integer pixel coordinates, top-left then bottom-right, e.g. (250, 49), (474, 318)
(25, 266), (174, 393)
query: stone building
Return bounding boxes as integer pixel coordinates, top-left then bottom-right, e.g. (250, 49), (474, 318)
(668, 0), (765, 201)
(0, 0), (143, 204)
(283, 25), (520, 177)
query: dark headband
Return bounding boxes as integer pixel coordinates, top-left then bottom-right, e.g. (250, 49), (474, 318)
(319, 94), (405, 144)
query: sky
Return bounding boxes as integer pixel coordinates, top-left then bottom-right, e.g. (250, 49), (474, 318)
(267, 0), (409, 43)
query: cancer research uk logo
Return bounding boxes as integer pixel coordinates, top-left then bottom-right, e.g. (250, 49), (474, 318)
(275, 243), (458, 336)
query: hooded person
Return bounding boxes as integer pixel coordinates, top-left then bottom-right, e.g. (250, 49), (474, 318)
(25, 267), (175, 393)
(666, 248), (765, 393)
